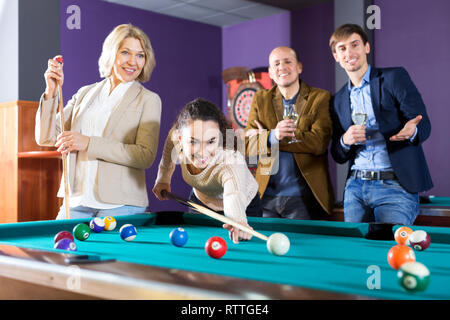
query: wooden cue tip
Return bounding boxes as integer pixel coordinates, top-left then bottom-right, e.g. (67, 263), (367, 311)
(188, 201), (269, 241)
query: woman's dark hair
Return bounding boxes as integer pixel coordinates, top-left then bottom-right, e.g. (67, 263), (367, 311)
(175, 98), (235, 149)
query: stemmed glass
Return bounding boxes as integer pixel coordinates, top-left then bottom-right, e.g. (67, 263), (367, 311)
(351, 110), (367, 145)
(283, 104), (301, 144)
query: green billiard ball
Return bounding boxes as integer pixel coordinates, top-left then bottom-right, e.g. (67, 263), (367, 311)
(397, 261), (430, 292)
(73, 223), (91, 241)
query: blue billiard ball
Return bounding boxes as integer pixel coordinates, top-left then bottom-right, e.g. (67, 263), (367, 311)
(120, 224), (137, 241)
(170, 227), (188, 247)
(54, 238), (77, 251)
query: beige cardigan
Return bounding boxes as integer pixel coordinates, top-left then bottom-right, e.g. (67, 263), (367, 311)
(35, 79), (161, 207)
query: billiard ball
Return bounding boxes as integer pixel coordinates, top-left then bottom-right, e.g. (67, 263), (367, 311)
(394, 226), (413, 246)
(120, 224), (137, 241)
(169, 228), (188, 247)
(267, 233), (290, 256)
(409, 230), (431, 251)
(205, 236), (227, 259)
(387, 244), (416, 270)
(397, 261), (430, 292)
(54, 231), (74, 244)
(89, 217), (105, 233)
(73, 223), (91, 241)
(103, 216), (117, 231)
(54, 238), (77, 251)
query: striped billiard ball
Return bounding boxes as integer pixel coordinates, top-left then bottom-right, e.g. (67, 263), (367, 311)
(54, 238), (77, 251)
(103, 216), (117, 231)
(89, 217), (105, 233)
(120, 224), (137, 241)
(409, 230), (431, 251)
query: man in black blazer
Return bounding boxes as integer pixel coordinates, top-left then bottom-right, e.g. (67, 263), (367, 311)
(329, 24), (433, 225)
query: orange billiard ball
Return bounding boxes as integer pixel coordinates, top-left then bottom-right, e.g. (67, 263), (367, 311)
(387, 244), (416, 270)
(394, 226), (414, 245)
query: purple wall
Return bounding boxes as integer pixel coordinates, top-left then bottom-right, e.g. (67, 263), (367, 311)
(221, 6), (337, 197)
(290, 2), (336, 194)
(374, 0), (450, 196)
(290, 3), (335, 93)
(60, 0), (222, 211)
(221, 12), (291, 111)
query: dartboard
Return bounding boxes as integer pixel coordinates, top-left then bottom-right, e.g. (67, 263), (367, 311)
(231, 82), (263, 128)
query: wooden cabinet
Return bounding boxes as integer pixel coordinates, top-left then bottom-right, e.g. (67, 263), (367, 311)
(0, 100), (62, 223)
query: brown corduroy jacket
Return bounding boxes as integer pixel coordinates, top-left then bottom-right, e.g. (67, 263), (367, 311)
(244, 79), (335, 214)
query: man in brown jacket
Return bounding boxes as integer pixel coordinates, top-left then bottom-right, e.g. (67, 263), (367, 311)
(245, 46), (334, 219)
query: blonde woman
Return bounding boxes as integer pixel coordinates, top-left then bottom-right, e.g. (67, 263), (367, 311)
(35, 24), (161, 219)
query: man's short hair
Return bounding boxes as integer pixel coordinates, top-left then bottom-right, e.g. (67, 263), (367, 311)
(329, 24), (369, 53)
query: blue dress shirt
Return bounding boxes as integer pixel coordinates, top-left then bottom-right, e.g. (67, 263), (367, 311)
(340, 65), (417, 171)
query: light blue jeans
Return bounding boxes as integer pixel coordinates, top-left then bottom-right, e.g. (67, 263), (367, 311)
(344, 176), (419, 225)
(56, 205), (147, 220)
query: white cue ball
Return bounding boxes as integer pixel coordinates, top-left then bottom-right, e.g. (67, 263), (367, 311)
(267, 233), (290, 256)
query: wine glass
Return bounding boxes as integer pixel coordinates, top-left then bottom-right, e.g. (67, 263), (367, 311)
(351, 110), (367, 145)
(283, 104), (301, 144)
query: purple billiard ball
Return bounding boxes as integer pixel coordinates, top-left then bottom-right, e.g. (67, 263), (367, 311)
(89, 217), (105, 233)
(409, 230), (431, 251)
(54, 238), (77, 251)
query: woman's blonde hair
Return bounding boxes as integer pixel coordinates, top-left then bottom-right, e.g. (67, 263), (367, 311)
(98, 24), (155, 82)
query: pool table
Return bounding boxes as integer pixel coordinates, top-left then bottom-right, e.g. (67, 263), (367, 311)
(0, 212), (449, 300)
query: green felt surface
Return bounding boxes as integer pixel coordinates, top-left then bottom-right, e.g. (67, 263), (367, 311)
(425, 196), (450, 206)
(0, 213), (450, 300)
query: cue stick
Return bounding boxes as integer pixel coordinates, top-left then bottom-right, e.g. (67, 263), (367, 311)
(161, 190), (269, 241)
(56, 57), (70, 220)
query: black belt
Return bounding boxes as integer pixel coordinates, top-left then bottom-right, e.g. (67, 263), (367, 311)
(351, 170), (396, 181)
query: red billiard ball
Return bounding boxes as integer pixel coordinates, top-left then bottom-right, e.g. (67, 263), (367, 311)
(54, 231), (74, 244)
(409, 230), (431, 251)
(387, 244), (416, 270)
(205, 236), (227, 259)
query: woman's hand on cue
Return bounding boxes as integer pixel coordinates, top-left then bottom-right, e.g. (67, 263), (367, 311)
(223, 222), (253, 244)
(152, 182), (171, 201)
(55, 131), (90, 155)
(44, 55), (64, 100)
